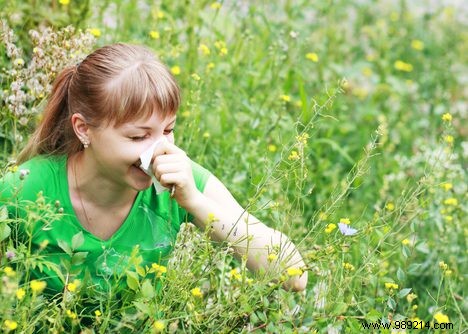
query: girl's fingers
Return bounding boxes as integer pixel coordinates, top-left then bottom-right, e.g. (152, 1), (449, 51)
(152, 141), (185, 158)
(154, 163), (182, 180)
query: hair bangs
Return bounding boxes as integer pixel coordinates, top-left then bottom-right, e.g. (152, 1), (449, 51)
(103, 61), (180, 127)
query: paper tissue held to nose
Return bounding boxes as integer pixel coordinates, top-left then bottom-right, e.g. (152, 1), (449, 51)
(139, 138), (169, 194)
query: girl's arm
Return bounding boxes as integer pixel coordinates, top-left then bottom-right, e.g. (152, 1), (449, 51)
(184, 174), (308, 292)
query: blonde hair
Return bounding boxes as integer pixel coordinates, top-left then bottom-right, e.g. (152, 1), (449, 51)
(17, 43), (180, 164)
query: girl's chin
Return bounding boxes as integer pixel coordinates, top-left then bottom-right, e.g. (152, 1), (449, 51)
(130, 165), (153, 189)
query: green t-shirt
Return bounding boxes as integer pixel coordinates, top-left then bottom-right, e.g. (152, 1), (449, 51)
(0, 154), (210, 295)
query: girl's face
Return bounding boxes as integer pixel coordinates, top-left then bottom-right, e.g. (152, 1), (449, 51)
(87, 112), (176, 191)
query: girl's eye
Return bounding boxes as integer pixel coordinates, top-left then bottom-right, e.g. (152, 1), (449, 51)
(164, 128), (174, 135)
(130, 135), (148, 141)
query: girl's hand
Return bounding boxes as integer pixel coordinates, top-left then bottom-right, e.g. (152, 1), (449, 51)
(151, 141), (201, 208)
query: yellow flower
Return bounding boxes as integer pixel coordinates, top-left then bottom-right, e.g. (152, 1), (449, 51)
(88, 28), (101, 37)
(286, 267), (303, 277)
(14, 58), (24, 67)
(191, 287), (203, 298)
(30, 280), (47, 293)
(7, 165), (18, 173)
(443, 215), (453, 222)
(151, 264), (167, 277)
(353, 87), (369, 99)
(384, 282), (398, 290)
(401, 239), (410, 246)
(210, 2), (222, 10)
(343, 262), (355, 271)
(16, 288), (26, 300)
(394, 60), (413, 72)
(441, 182), (453, 191)
(280, 94), (291, 102)
(385, 202), (395, 211)
(296, 133), (310, 145)
(438, 261), (448, 271)
(3, 320), (18, 330)
(306, 52), (319, 62)
(67, 282), (77, 292)
(95, 310), (102, 317)
(207, 212), (217, 223)
(198, 44), (210, 55)
(4, 266), (15, 277)
(267, 253), (278, 262)
(206, 62), (215, 71)
(362, 67), (373, 77)
(219, 47), (228, 56)
(411, 39), (424, 51)
(410, 317), (424, 328)
(203, 131), (210, 138)
(288, 150), (300, 161)
(443, 198), (458, 206)
(153, 320), (165, 332)
(191, 73), (201, 81)
(171, 66), (181, 75)
(229, 268), (242, 281)
(325, 223), (337, 233)
(339, 218), (351, 225)
(444, 269), (453, 277)
(149, 31), (160, 39)
(59, 0), (70, 5)
(366, 53), (376, 62)
(66, 309), (77, 319)
(442, 113), (452, 122)
(319, 212), (328, 221)
(214, 40), (226, 50)
(406, 293), (417, 303)
(433, 312), (449, 323)
(412, 304), (418, 310)
(268, 144), (277, 152)
(444, 135), (454, 144)
(155, 10), (164, 19)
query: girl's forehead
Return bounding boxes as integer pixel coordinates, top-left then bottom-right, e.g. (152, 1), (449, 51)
(117, 114), (177, 129)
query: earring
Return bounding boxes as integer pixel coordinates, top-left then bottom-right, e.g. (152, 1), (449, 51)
(79, 136), (89, 148)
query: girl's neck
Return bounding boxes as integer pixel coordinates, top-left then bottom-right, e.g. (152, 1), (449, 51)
(69, 151), (137, 209)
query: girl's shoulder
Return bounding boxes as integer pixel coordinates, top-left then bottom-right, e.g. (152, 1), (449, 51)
(1, 154), (67, 203)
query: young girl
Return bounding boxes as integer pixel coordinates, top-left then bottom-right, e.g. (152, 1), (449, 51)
(1, 43), (307, 295)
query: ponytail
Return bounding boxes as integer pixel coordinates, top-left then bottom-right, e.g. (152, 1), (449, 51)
(16, 66), (81, 164)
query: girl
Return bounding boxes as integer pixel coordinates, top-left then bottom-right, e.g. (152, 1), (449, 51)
(1, 43), (307, 295)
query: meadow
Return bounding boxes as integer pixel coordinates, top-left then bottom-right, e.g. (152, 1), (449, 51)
(0, 0), (466, 333)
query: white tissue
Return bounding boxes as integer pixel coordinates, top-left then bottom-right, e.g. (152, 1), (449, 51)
(139, 138), (168, 194)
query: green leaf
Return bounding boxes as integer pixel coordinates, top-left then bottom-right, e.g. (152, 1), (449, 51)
(332, 302), (348, 315)
(397, 288), (412, 298)
(126, 271), (139, 291)
(387, 297), (396, 310)
(133, 300), (150, 314)
(402, 245), (411, 258)
(57, 239), (72, 255)
(71, 231), (84, 250)
(397, 267), (406, 281)
(0, 222), (11, 242)
(366, 309), (381, 322)
(141, 279), (155, 299)
(0, 206), (8, 220)
(71, 252), (88, 266)
(407, 263), (423, 275)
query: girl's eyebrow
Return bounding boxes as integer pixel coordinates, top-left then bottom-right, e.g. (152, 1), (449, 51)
(131, 117), (177, 130)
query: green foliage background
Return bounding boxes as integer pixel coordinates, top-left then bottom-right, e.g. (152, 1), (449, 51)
(0, 0), (466, 333)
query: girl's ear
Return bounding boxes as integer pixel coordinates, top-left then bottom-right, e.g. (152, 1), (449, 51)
(71, 113), (91, 145)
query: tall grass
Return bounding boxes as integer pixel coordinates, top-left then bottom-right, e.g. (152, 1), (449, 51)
(1, 0), (466, 332)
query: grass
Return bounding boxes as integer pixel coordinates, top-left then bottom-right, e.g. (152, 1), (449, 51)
(0, 0), (466, 333)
